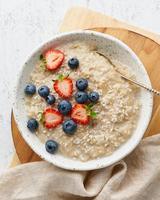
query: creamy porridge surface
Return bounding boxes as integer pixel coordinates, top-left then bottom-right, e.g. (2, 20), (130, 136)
(25, 41), (140, 161)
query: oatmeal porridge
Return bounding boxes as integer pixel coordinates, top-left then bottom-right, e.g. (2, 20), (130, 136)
(24, 41), (140, 161)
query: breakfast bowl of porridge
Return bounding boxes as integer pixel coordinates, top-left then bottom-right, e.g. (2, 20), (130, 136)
(13, 30), (153, 170)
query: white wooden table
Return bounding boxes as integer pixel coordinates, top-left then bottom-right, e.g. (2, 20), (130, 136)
(0, 0), (160, 173)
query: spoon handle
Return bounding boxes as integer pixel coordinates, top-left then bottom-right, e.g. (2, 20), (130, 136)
(120, 73), (160, 96)
(96, 51), (160, 96)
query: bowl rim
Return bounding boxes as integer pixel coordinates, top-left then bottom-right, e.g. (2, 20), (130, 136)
(13, 30), (153, 171)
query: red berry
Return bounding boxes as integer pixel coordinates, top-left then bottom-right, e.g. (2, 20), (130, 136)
(71, 104), (89, 125)
(44, 49), (64, 71)
(43, 108), (63, 129)
(54, 78), (73, 98)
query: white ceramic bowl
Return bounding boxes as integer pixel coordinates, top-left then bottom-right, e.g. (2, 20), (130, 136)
(13, 30), (153, 171)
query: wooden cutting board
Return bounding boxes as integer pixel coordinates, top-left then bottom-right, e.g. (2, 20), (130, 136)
(10, 7), (160, 167)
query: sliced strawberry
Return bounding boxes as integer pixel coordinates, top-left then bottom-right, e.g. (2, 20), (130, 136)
(54, 78), (73, 98)
(43, 108), (63, 129)
(71, 104), (89, 125)
(44, 49), (64, 71)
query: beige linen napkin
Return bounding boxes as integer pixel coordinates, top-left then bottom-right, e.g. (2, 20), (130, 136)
(0, 134), (160, 200)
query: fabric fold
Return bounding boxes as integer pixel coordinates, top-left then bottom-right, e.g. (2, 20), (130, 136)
(0, 134), (160, 200)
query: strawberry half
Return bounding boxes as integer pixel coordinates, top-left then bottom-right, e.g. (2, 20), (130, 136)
(54, 78), (73, 98)
(71, 104), (89, 125)
(44, 49), (64, 71)
(43, 108), (63, 129)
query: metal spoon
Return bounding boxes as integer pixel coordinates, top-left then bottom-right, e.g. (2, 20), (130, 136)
(96, 51), (160, 96)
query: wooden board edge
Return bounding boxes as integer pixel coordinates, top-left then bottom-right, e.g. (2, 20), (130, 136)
(59, 6), (160, 44)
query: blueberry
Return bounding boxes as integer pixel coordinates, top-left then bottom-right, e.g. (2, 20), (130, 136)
(88, 91), (99, 103)
(76, 78), (88, 91)
(27, 118), (39, 132)
(68, 57), (79, 69)
(46, 94), (56, 105)
(58, 100), (72, 115)
(45, 140), (58, 154)
(75, 91), (88, 104)
(62, 119), (77, 135)
(38, 85), (50, 98)
(24, 84), (36, 95)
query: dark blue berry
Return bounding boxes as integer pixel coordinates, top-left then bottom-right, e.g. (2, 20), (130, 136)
(45, 140), (58, 154)
(46, 94), (56, 105)
(75, 91), (88, 104)
(68, 57), (79, 69)
(76, 78), (88, 91)
(38, 85), (50, 98)
(58, 100), (72, 115)
(24, 84), (36, 95)
(62, 119), (77, 135)
(27, 118), (39, 132)
(88, 91), (99, 103)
